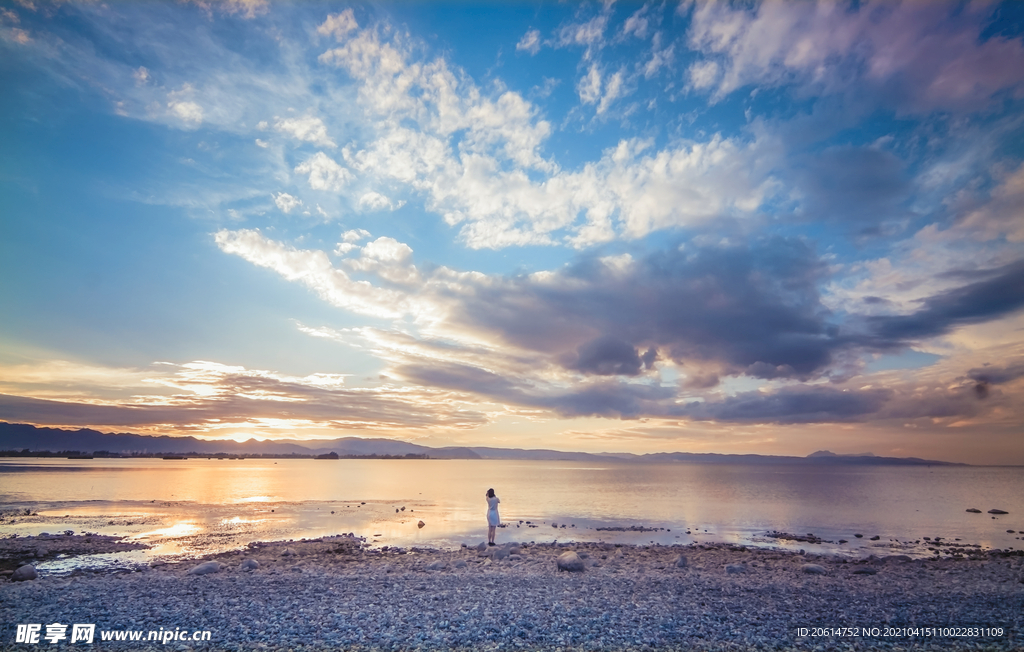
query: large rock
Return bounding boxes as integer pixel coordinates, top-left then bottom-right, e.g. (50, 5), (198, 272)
(673, 555), (688, 569)
(556, 551), (585, 572)
(475, 542), (488, 552)
(10, 565), (38, 582)
(801, 564), (827, 575)
(186, 561), (222, 576)
(492, 547), (510, 561)
(240, 559), (259, 571)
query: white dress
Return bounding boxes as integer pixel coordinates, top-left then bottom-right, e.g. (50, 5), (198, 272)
(486, 496), (500, 526)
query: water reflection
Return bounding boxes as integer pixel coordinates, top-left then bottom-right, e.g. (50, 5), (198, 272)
(132, 521), (200, 540)
(2, 458), (1021, 568)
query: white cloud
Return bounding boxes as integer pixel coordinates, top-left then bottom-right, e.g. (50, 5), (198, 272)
(294, 152), (352, 191)
(183, 0), (268, 19)
(687, 60), (719, 90)
(358, 191), (399, 212)
(168, 100), (203, 124)
(311, 14), (780, 249)
(597, 69), (625, 115)
(166, 84), (204, 125)
(556, 13), (609, 59)
(577, 64), (602, 105)
(516, 28), (541, 55)
(643, 43), (674, 79)
(133, 66), (149, 85)
(273, 192), (302, 213)
(215, 228), (419, 319)
(275, 115), (336, 148)
(255, 138), (268, 148)
(622, 6), (650, 40)
(342, 229), (371, 243)
(317, 9), (358, 40)
(361, 236), (412, 263)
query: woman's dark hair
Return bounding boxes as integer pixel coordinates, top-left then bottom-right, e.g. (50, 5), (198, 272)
(486, 488), (495, 498)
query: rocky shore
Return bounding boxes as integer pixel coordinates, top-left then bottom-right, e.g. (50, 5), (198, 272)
(2, 535), (1022, 651)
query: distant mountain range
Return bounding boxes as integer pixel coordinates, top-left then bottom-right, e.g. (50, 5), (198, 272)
(0, 422), (965, 466)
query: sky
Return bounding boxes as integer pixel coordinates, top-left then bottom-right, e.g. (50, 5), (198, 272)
(1, 0), (1023, 464)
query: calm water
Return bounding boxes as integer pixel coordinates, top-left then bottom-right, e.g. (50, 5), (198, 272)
(1, 458), (1022, 569)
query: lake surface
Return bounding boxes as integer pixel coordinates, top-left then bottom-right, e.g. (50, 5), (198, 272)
(1, 458), (1022, 569)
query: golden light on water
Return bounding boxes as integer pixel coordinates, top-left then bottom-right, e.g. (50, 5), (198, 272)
(132, 521), (200, 540)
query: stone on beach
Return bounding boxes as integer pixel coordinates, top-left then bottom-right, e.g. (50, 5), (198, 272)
(556, 551), (585, 572)
(10, 564), (38, 581)
(240, 559), (259, 571)
(852, 567), (879, 575)
(186, 561), (222, 576)
(801, 563), (827, 575)
(425, 560), (446, 571)
(281, 548), (297, 556)
(725, 563), (747, 574)
(673, 554), (688, 568)
(418, 520), (426, 528)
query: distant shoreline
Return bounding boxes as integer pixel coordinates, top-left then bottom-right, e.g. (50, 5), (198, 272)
(0, 422), (973, 465)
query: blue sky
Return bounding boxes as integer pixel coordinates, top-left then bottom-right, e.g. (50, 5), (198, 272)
(2, 0), (1023, 464)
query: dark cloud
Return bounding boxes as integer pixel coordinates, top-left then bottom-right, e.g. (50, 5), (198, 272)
(566, 335), (644, 376)
(394, 359), (674, 419)
(453, 237), (839, 381)
(793, 146), (911, 227)
(538, 383), (677, 419)
(394, 361), (522, 398)
(968, 361), (1024, 385)
(966, 361), (1024, 400)
(385, 247), (1024, 423)
(859, 259), (1024, 347)
(683, 386), (893, 424)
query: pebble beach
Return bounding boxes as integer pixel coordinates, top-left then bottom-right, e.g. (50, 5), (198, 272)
(2, 534), (1022, 651)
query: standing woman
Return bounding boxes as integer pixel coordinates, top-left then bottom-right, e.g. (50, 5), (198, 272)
(485, 488), (500, 546)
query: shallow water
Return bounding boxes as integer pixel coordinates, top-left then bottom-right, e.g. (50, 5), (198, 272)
(2, 458), (1022, 571)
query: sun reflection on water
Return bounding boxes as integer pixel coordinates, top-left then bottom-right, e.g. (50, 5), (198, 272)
(131, 521), (201, 540)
